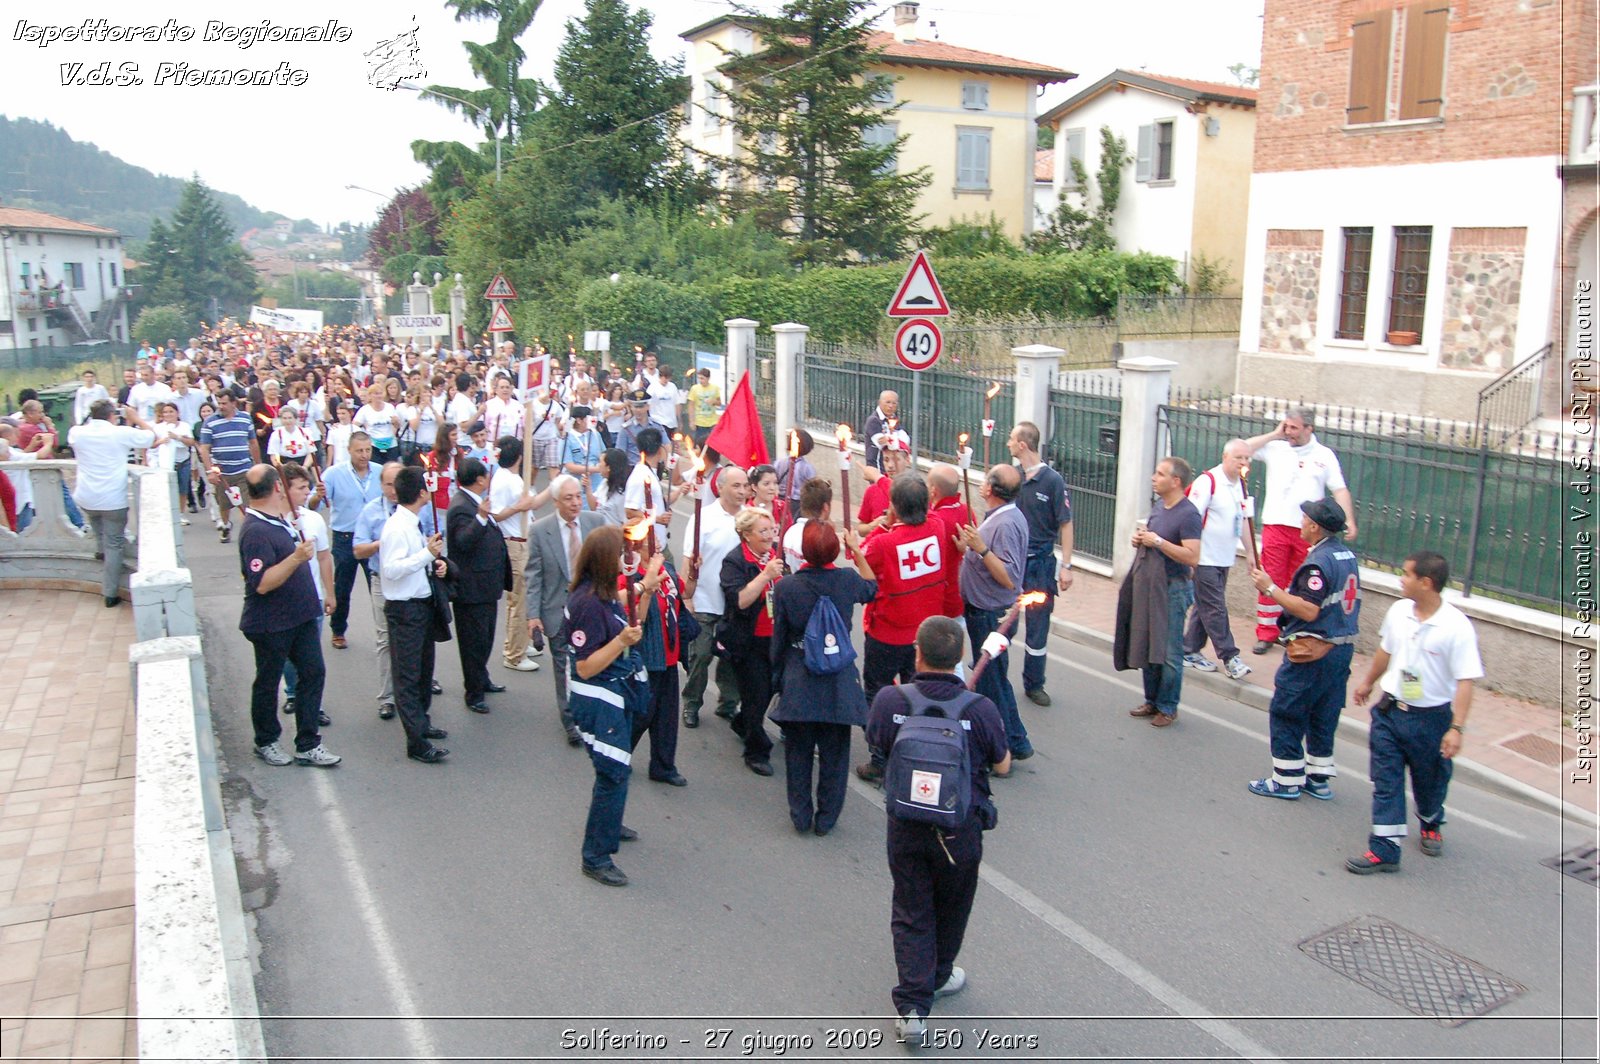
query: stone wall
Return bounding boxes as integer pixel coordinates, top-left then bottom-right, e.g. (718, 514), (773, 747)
(1259, 229), (1322, 354)
(1439, 227), (1527, 371)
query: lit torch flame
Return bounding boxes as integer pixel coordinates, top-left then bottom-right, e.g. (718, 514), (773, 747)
(958, 432), (969, 448)
(789, 429), (801, 459)
(985, 382), (1002, 401)
(836, 424), (852, 445)
(624, 518), (652, 544)
(1018, 591), (1050, 608)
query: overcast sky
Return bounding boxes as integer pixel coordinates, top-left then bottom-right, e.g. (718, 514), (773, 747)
(1, 0), (1265, 231)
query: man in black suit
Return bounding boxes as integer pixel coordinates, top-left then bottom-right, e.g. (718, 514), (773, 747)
(446, 457), (513, 712)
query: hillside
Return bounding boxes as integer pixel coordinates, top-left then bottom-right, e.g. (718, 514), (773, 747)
(0, 116), (291, 243)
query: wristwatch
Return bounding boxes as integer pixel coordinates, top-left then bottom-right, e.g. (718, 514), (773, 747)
(1448, 723), (1465, 734)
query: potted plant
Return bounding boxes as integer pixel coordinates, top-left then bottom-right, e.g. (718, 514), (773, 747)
(1386, 329), (1420, 346)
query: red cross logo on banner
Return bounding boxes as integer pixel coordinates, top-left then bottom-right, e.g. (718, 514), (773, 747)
(1341, 574), (1359, 614)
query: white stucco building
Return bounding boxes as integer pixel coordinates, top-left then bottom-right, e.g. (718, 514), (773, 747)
(0, 208), (131, 351)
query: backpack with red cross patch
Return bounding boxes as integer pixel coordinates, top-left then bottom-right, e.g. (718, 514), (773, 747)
(885, 685), (980, 830)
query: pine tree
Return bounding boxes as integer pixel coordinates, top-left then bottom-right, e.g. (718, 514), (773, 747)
(164, 177), (258, 320)
(537, 0), (693, 204)
(720, 0), (929, 265)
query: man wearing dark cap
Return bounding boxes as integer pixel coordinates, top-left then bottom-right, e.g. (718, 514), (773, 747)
(620, 387), (666, 469)
(1246, 497), (1361, 800)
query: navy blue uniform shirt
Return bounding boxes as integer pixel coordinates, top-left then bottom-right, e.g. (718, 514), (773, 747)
(239, 510), (320, 635)
(1019, 464), (1072, 554)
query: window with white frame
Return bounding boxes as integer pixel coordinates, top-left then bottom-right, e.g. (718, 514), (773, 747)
(956, 127), (991, 190)
(863, 123), (898, 174)
(703, 79), (725, 131)
(65, 262), (85, 290)
(961, 81), (990, 110)
(1135, 119), (1175, 182)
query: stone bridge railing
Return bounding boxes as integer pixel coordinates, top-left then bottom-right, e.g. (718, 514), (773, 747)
(0, 461), (264, 1060)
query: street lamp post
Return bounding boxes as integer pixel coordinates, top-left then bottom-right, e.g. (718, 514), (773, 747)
(397, 83), (501, 183)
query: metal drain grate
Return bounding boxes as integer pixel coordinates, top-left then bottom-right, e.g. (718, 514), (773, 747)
(1299, 915), (1526, 1026)
(1542, 845), (1600, 886)
(1500, 732), (1568, 766)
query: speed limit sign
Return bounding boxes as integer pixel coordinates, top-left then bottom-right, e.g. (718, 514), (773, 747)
(894, 317), (943, 372)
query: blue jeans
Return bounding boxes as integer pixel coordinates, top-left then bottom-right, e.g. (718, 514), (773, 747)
(62, 483), (84, 528)
(965, 604), (1030, 756)
(283, 617), (325, 701)
(1142, 581), (1194, 718)
(330, 530), (367, 637)
(15, 504), (32, 531)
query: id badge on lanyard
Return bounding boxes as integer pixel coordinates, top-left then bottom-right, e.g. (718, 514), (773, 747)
(1400, 623), (1425, 703)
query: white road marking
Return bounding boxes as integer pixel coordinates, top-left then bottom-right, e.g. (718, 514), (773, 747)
(309, 771), (441, 1062)
(847, 777), (1284, 1063)
(1044, 650), (1523, 840)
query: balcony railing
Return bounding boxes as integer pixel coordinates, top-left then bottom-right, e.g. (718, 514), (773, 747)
(1573, 85), (1598, 166)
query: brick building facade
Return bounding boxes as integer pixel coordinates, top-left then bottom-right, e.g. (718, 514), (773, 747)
(1235, 0), (1591, 423)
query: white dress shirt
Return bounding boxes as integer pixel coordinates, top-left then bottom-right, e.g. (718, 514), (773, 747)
(379, 505), (436, 600)
(67, 420), (154, 511)
(489, 467), (527, 538)
(689, 502), (741, 615)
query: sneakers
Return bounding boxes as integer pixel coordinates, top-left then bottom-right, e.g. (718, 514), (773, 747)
(1303, 779), (1333, 801)
(1183, 653), (1218, 672)
(895, 1012), (926, 1043)
(936, 967), (966, 997)
(255, 742), (292, 766)
(219, 525), (231, 544)
(682, 704), (700, 729)
(378, 702), (396, 720)
(1345, 850), (1400, 874)
(294, 745), (342, 767)
(1025, 687), (1051, 706)
(1129, 702), (1159, 717)
(1252, 640), (1273, 655)
(502, 658), (539, 672)
(1224, 656), (1253, 680)
(1420, 826), (1443, 857)
(1247, 778), (1300, 800)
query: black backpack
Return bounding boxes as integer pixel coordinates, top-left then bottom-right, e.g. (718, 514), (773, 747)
(885, 685), (980, 830)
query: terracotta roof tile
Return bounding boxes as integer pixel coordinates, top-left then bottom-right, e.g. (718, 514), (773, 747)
(1138, 71), (1259, 103)
(1035, 149), (1054, 181)
(864, 32), (1072, 82)
(0, 207), (118, 236)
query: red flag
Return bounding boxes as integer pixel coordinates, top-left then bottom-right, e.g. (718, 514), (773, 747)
(704, 370), (770, 467)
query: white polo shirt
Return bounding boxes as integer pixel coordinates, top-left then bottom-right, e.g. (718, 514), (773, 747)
(624, 460), (667, 551)
(488, 466), (528, 539)
(1187, 464), (1247, 567)
(689, 501), (741, 615)
(1376, 598), (1484, 707)
(1253, 435), (1347, 527)
(67, 420), (154, 511)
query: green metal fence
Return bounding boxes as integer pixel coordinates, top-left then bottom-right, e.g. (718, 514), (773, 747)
(1045, 373), (1122, 563)
(1160, 389), (1590, 608)
(801, 341), (1014, 465)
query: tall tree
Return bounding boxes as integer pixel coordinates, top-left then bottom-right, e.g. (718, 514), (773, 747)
(721, 0), (929, 265)
(414, 0), (543, 164)
(537, 0), (694, 204)
(365, 189), (444, 286)
(133, 177), (257, 322)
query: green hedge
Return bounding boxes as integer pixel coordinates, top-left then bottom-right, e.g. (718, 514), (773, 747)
(504, 250), (1180, 348)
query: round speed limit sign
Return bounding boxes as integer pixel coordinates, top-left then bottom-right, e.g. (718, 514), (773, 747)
(894, 317), (943, 372)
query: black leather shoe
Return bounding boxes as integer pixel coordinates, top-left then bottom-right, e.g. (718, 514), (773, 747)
(317, 712), (332, 727)
(566, 727), (583, 747)
(466, 700), (490, 714)
(651, 772), (688, 787)
(104, 596), (120, 608)
(282, 699), (296, 716)
(583, 863), (629, 887)
(430, 680), (443, 695)
(619, 825), (639, 841)
(423, 727), (448, 740)
(814, 822), (832, 837)
(378, 703), (396, 720)
(408, 746), (448, 763)
(714, 705), (736, 721)
(682, 705), (700, 728)
(745, 758), (774, 777)
(484, 681), (507, 693)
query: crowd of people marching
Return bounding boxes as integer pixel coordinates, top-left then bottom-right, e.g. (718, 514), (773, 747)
(4, 318), (1485, 1041)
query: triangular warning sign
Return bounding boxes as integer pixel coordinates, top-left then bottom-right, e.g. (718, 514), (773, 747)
(484, 273), (518, 300)
(487, 301), (516, 333)
(886, 250), (950, 318)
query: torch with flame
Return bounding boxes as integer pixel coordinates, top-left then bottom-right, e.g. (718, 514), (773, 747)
(623, 518), (652, 625)
(957, 432), (974, 513)
(836, 424), (855, 559)
(966, 591), (1048, 691)
(981, 381), (1002, 467)
(686, 435), (708, 578)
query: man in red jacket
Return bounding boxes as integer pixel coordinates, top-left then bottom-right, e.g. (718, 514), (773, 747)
(855, 474), (954, 784)
(926, 463), (972, 619)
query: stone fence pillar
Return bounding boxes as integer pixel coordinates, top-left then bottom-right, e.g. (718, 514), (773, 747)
(1111, 356), (1176, 580)
(772, 323), (809, 449)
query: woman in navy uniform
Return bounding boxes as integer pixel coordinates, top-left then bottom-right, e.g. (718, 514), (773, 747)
(769, 521), (878, 835)
(561, 525), (650, 887)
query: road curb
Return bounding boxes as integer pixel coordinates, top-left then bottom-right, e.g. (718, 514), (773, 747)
(1048, 616), (1598, 829)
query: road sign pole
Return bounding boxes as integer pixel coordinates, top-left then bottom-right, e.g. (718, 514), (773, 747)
(911, 370), (921, 462)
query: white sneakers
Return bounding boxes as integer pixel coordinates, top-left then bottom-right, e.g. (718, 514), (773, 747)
(255, 742), (292, 766)
(1224, 656), (1253, 680)
(1182, 653), (1218, 672)
(293, 745), (342, 767)
(935, 966), (966, 997)
(503, 658), (540, 672)
(895, 1012), (926, 1043)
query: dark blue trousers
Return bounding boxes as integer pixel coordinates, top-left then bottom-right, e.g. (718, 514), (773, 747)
(1368, 698), (1454, 862)
(636, 668), (681, 781)
(1020, 552), (1056, 693)
(965, 605), (1030, 756)
(1266, 644), (1354, 787)
(888, 817), (982, 1020)
(781, 721), (852, 833)
(330, 530), (368, 637)
(245, 619), (324, 753)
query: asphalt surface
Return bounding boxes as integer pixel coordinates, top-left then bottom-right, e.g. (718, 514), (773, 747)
(187, 506), (1597, 1063)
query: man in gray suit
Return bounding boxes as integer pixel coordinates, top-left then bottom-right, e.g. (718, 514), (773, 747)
(526, 474), (607, 745)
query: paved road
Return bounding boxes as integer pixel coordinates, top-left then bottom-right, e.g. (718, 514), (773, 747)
(187, 508), (1596, 1063)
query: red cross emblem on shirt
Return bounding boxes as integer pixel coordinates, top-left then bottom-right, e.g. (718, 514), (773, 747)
(897, 535), (941, 580)
(1341, 574), (1359, 614)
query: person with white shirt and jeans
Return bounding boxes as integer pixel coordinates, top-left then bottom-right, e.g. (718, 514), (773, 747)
(279, 464), (335, 725)
(1182, 439), (1253, 680)
(488, 437), (544, 672)
(68, 400), (154, 606)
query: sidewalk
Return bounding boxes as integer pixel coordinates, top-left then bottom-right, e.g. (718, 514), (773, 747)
(0, 589), (138, 1062)
(1048, 569), (1594, 819)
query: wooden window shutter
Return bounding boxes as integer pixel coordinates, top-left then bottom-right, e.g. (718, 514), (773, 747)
(1398, 4), (1448, 120)
(1135, 124), (1153, 181)
(1346, 10), (1393, 124)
